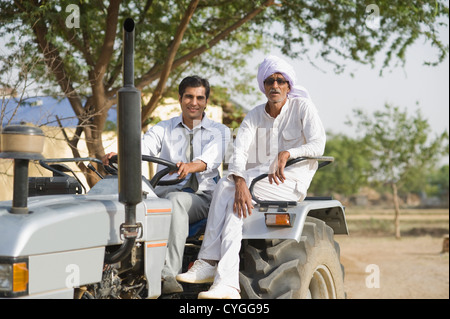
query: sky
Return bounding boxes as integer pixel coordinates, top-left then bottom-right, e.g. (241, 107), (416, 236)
(235, 27), (449, 140)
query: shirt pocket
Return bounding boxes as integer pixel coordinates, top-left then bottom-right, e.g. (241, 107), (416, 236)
(281, 129), (303, 150)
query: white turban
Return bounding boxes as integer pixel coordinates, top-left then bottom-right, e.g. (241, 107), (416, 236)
(257, 55), (310, 99)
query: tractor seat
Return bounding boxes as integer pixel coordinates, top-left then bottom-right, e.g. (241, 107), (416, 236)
(187, 218), (208, 240)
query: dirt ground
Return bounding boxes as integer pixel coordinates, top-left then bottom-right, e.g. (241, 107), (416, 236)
(336, 235), (449, 299)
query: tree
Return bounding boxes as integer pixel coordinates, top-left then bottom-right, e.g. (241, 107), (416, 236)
(308, 133), (372, 198)
(425, 164), (449, 204)
(1, 0), (448, 185)
(1, 36), (43, 126)
(347, 104), (449, 238)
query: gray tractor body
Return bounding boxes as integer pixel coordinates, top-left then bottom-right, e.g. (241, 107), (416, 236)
(0, 175), (347, 299)
(0, 177), (171, 298)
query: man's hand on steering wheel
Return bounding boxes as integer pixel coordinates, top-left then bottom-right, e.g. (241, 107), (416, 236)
(101, 152), (185, 187)
(102, 152), (117, 166)
(173, 160), (207, 179)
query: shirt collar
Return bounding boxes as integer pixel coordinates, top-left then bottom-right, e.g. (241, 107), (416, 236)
(175, 113), (214, 131)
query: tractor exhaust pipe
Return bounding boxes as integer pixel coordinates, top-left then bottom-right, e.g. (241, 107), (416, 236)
(104, 18), (142, 264)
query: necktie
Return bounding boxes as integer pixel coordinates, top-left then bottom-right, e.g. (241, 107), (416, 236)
(182, 131), (199, 193)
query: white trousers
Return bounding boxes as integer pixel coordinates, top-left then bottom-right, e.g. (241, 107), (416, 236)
(198, 161), (316, 290)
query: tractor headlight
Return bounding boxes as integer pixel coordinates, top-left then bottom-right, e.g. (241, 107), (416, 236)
(0, 257), (29, 298)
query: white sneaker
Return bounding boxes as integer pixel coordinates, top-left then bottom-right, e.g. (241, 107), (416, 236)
(198, 284), (241, 299)
(176, 260), (216, 284)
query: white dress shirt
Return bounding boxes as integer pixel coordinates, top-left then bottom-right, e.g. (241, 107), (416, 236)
(228, 97), (326, 193)
(142, 114), (230, 192)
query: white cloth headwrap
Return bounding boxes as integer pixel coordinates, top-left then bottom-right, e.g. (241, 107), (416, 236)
(257, 55), (310, 99)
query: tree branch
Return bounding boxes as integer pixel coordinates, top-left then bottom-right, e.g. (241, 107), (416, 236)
(136, 0), (275, 91)
(88, 0), (121, 139)
(31, 20), (84, 117)
(173, 0), (275, 70)
(93, 0), (121, 82)
(141, 0), (200, 123)
(54, 15), (95, 68)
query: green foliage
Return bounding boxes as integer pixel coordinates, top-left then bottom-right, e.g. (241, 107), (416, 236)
(310, 108), (449, 201)
(309, 133), (372, 196)
(270, 0), (449, 73)
(143, 116), (162, 127)
(208, 86), (246, 130)
(1, 1), (448, 101)
(103, 120), (117, 132)
(425, 164), (449, 198)
(1, 0), (448, 169)
(0, 0), (271, 100)
(346, 103), (449, 192)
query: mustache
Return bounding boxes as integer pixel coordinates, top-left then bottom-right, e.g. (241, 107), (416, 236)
(269, 89), (281, 94)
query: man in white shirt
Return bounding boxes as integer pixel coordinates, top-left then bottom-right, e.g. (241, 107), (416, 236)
(176, 56), (326, 299)
(103, 76), (230, 294)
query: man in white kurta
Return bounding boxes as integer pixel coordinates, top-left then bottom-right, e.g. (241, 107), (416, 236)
(177, 56), (326, 299)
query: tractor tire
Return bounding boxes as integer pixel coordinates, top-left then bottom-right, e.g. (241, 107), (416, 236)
(239, 216), (345, 299)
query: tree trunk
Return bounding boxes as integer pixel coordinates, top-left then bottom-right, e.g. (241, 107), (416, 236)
(391, 182), (401, 239)
(58, 112), (106, 188)
(29, 1), (120, 188)
(82, 125), (106, 187)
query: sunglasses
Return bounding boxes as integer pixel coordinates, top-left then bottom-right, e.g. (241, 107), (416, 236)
(264, 78), (289, 86)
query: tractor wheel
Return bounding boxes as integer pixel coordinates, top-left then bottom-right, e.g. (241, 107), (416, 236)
(239, 216), (345, 299)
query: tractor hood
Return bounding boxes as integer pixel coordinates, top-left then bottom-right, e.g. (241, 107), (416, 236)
(0, 194), (120, 257)
(0, 177), (170, 257)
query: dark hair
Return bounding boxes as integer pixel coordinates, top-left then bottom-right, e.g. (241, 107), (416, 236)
(178, 75), (210, 100)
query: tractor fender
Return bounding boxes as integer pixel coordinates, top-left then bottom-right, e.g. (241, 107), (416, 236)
(242, 199), (348, 242)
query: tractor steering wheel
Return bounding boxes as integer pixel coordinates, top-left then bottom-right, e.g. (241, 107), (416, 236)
(106, 155), (184, 188)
